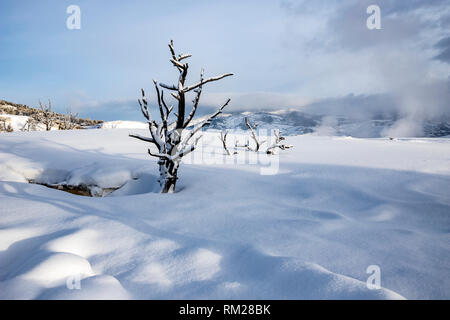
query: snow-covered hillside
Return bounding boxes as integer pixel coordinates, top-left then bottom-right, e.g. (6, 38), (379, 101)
(0, 100), (103, 132)
(0, 129), (449, 299)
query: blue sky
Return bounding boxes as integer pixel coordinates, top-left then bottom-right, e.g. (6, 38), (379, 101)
(1, 0), (449, 122)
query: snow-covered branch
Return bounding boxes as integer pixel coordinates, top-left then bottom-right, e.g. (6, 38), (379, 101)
(266, 130), (293, 154)
(129, 134), (155, 143)
(39, 99), (55, 131)
(245, 117), (266, 152)
(183, 73), (234, 93)
(219, 131), (231, 156)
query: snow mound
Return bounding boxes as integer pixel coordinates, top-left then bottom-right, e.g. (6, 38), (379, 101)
(18, 252), (95, 284)
(100, 120), (147, 129)
(39, 275), (131, 300)
(209, 247), (404, 299)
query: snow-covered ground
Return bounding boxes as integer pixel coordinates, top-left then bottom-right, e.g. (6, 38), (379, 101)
(0, 128), (449, 299)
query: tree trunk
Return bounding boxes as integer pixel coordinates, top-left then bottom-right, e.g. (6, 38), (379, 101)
(161, 176), (177, 193)
(159, 161), (178, 193)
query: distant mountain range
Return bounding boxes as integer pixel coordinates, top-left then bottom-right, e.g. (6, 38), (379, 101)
(201, 110), (450, 138)
(95, 109), (450, 138)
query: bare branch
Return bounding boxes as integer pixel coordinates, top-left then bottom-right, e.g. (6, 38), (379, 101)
(168, 40), (176, 58)
(160, 83), (178, 91)
(183, 69), (204, 128)
(184, 73), (233, 93)
(161, 91), (173, 116)
(178, 54), (192, 61)
(138, 89), (151, 121)
(129, 134), (155, 143)
(173, 134), (202, 161)
(171, 92), (180, 100)
(148, 148), (171, 160)
(183, 99), (230, 146)
(245, 117), (265, 152)
(168, 40), (183, 73)
(153, 80), (166, 122)
(266, 129), (293, 154)
(219, 131), (231, 155)
(170, 58), (185, 69)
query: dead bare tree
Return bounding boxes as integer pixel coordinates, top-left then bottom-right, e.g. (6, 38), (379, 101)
(21, 118), (37, 131)
(130, 40), (233, 193)
(0, 117), (13, 132)
(245, 117), (266, 152)
(266, 129), (293, 154)
(39, 99), (54, 131)
(63, 108), (79, 130)
(219, 131), (232, 155)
